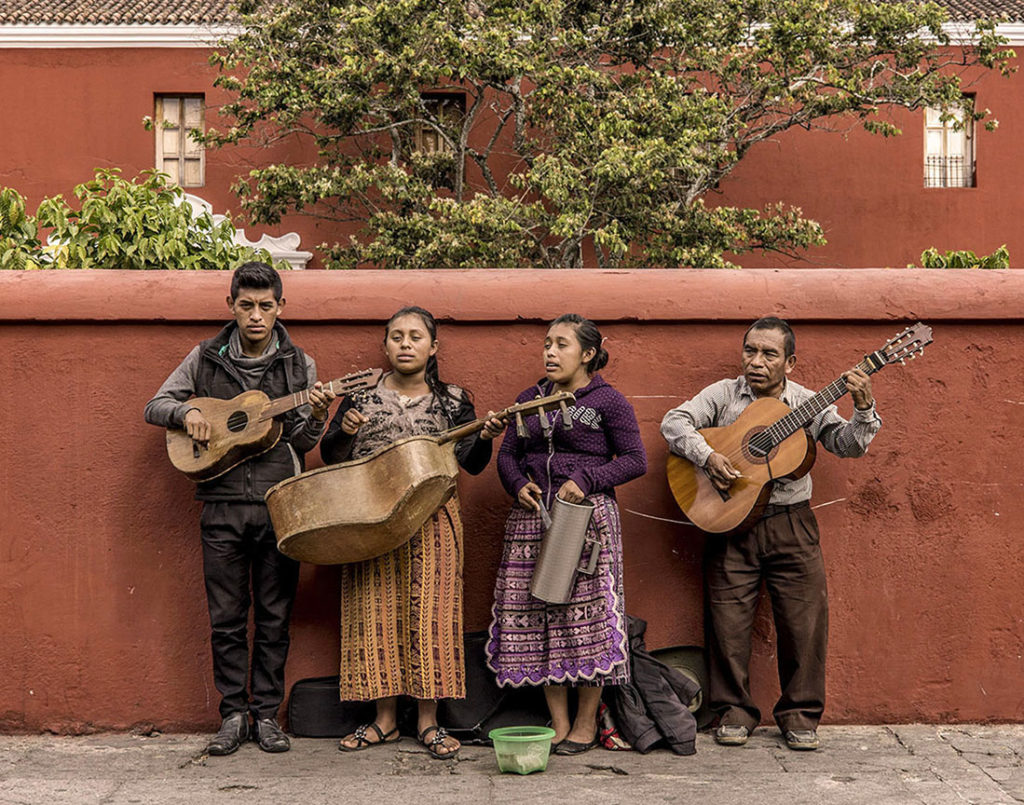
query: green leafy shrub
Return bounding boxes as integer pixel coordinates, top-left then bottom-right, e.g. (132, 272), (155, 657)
(915, 245), (1010, 269)
(0, 169), (274, 270)
(0, 188), (42, 270)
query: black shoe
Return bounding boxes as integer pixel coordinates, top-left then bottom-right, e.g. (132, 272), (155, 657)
(553, 737), (598, 756)
(253, 717), (291, 753)
(206, 712), (250, 756)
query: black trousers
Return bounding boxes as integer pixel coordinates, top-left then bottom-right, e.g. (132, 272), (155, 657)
(703, 502), (828, 733)
(200, 501), (300, 719)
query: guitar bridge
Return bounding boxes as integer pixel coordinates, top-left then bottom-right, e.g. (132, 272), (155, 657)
(704, 468), (731, 502)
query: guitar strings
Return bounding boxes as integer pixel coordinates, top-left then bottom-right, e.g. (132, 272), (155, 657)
(701, 366), (864, 473)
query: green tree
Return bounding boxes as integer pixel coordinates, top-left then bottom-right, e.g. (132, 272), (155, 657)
(204, 0), (1013, 268)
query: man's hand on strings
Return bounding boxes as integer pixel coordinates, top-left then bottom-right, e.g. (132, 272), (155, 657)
(184, 408), (212, 445)
(704, 452), (743, 491)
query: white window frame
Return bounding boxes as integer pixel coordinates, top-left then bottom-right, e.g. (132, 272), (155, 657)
(924, 101), (975, 188)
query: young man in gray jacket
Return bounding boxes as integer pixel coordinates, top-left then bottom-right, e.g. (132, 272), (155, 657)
(145, 262), (335, 755)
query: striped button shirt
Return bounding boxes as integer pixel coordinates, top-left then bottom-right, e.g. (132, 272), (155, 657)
(660, 376), (882, 506)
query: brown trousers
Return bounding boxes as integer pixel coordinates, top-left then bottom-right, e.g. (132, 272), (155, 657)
(704, 502), (828, 732)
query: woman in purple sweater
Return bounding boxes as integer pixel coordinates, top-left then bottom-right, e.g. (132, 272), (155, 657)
(486, 314), (647, 755)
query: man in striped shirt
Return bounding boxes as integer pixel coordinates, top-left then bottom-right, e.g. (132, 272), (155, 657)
(660, 316), (881, 751)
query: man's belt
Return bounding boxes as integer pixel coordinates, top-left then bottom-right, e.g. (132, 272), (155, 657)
(762, 500), (811, 518)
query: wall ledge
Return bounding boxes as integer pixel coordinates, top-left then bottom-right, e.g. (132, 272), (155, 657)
(4, 268), (1022, 323)
(0, 23), (237, 48)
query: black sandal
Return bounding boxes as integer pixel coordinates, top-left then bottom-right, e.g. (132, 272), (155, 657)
(338, 722), (400, 752)
(417, 725), (460, 759)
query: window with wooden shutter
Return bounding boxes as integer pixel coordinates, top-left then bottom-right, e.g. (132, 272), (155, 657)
(414, 93), (465, 155)
(409, 93), (466, 191)
(155, 95), (205, 187)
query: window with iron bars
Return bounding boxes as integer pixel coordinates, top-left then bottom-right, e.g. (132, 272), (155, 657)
(924, 103), (974, 188)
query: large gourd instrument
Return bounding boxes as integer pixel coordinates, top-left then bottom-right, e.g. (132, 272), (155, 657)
(267, 391), (575, 564)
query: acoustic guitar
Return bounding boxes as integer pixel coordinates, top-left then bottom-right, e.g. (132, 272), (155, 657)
(665, 323), (933, 534)
(166, 368), (382, 482)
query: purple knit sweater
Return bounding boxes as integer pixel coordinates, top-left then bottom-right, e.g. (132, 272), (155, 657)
(497, 374), (647, 505)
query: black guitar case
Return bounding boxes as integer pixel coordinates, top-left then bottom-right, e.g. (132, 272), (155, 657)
(286, 676), (376, 738)
(287, 631), (549, 742)
(436, 631), (549, 744)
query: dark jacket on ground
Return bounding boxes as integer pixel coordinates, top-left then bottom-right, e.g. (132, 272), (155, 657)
(608, 616), (699, 755)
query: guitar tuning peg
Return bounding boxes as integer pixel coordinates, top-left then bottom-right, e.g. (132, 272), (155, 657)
(515, 411), (527, 439)
(900, 358), (906, 365)
(560, 400), (573, 429)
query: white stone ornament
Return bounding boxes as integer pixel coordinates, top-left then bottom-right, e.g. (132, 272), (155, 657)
(183, 193), (313, 270)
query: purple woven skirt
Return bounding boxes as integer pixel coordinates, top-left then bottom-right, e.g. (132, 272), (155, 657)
(485, 493), (629, 687)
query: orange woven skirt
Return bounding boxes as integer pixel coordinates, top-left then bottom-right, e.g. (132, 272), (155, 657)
(338, 497), (465, 701)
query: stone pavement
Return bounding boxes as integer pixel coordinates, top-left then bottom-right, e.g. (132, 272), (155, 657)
(1, 725), (1022, 805)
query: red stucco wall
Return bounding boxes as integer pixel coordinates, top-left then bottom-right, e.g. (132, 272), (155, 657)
(1, 47), (1021, 269)
(716, 61), (1024, 268)
(0, 47), (335, 266)
(1, 269), (1022, 732)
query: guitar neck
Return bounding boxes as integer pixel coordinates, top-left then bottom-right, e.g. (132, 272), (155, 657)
(259, 377), (362, 421)
(763, 355), (879, 446)
(437, 418), (487, 445)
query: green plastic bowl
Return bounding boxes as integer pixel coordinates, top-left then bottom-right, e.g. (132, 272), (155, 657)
(488, 726), (557, 775)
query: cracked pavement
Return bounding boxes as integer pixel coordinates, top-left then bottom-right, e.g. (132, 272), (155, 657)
(0, 725), (1021, 804)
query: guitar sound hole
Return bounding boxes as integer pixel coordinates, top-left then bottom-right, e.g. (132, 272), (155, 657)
(226, 411), (249, 432)
(748, 437), (770, 459)
(742, 426), (776, 464)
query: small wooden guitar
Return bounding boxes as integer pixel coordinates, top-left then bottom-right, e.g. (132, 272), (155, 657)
(666, 323), (932, 534)
(166, 368), (382, 482)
